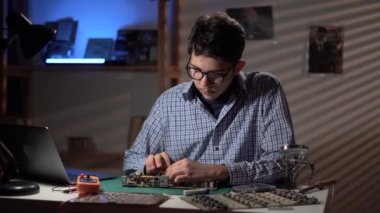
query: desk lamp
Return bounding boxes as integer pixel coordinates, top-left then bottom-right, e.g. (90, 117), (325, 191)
(0, 141), (41, 195)
(0, 12), (55, 196)
(1, 11), (56, 59)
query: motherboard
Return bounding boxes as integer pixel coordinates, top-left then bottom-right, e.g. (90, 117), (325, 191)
(121, 171), (217, 189)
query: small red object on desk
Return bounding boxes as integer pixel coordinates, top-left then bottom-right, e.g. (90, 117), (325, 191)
(76, 173), (100, 196)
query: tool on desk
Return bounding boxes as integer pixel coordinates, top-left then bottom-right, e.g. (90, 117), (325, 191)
(183, 188), (210, 196)
(76, 174), (100, 196)
(299, 179), (337, 194)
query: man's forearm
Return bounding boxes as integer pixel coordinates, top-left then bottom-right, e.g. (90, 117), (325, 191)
(223, 159), (286, 186)
(202, 164), (229, 183)
(213, 164), (229, 182)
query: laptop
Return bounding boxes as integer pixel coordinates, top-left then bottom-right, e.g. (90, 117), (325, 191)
(0, 124), (116, 185)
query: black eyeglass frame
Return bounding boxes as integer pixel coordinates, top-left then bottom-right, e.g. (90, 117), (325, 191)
(186, 57), (237, 84)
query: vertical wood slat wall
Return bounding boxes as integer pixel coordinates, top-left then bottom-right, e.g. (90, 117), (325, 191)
(179, 1), (380, 212)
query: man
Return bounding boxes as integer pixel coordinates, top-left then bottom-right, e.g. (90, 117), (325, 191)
(123, 12), (295, 186)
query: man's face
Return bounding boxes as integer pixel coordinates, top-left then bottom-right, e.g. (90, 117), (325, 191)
(188, 53), (241, 101)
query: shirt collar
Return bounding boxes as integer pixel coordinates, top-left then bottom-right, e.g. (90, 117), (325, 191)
(181, 71), (247, 101)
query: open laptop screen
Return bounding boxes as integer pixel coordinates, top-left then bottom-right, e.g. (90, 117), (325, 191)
(0, 124), (72, 184)
(0, 124), (116, 185)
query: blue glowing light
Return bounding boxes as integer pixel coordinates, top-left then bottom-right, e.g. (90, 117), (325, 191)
(45, 58), (105, 64)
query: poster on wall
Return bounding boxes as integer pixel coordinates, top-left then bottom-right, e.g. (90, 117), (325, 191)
(226, 6), (274, 40)
(308, 26), (344, 74)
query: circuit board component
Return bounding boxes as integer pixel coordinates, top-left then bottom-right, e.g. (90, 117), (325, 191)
(122, 171), (217, 189)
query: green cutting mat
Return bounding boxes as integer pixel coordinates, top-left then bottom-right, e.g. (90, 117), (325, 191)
(101, 177), (231, 196)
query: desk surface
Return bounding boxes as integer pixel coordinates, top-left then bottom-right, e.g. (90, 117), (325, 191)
(0, 178), (329, 213)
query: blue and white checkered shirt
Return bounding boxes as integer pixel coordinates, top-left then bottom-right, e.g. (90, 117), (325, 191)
(124, 72), (295, 185)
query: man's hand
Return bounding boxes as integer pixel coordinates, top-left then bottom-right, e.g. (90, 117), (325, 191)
(165, 158), (229, 184)
(145, 152), (172, 175)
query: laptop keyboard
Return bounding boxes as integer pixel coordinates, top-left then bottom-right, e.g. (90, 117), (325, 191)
(67, 173), (78, 183)
(66, 168), (116, 184)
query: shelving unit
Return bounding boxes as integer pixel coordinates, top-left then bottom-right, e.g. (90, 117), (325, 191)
(158, 0), (180, 91)
(6, 65), (158, 73)
(0, 0), (180, 124)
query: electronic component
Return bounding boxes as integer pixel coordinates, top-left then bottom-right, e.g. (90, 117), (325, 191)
(232, 183), (276, 193)
(183, 188), (210, 196)
(69, 192), (168, 205)
(122, 172), (170, 187)
(181, 189), (319, 211)
(122, 171), (217, 189)
(76, 174), (100, 196)
(185, 195), (229, 211)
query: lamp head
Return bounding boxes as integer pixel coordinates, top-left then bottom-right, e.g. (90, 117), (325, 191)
(3, 12), (56, 59)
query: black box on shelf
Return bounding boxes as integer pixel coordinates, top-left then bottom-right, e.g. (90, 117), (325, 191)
(113, 29), (157, 65)
(43, 18), (78, 59)
(85, 38), (114, 60)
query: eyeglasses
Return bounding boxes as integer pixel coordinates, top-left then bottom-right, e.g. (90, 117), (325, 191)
(186, 59), (236, 84)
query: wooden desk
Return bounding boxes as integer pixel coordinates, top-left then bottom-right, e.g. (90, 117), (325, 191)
(0, 181), (330, 213)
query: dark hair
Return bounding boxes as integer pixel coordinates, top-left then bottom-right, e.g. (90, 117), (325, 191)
(187, 12), (245, 63)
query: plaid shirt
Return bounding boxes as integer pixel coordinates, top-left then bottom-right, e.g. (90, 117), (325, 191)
(124, 72), (295, 185)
